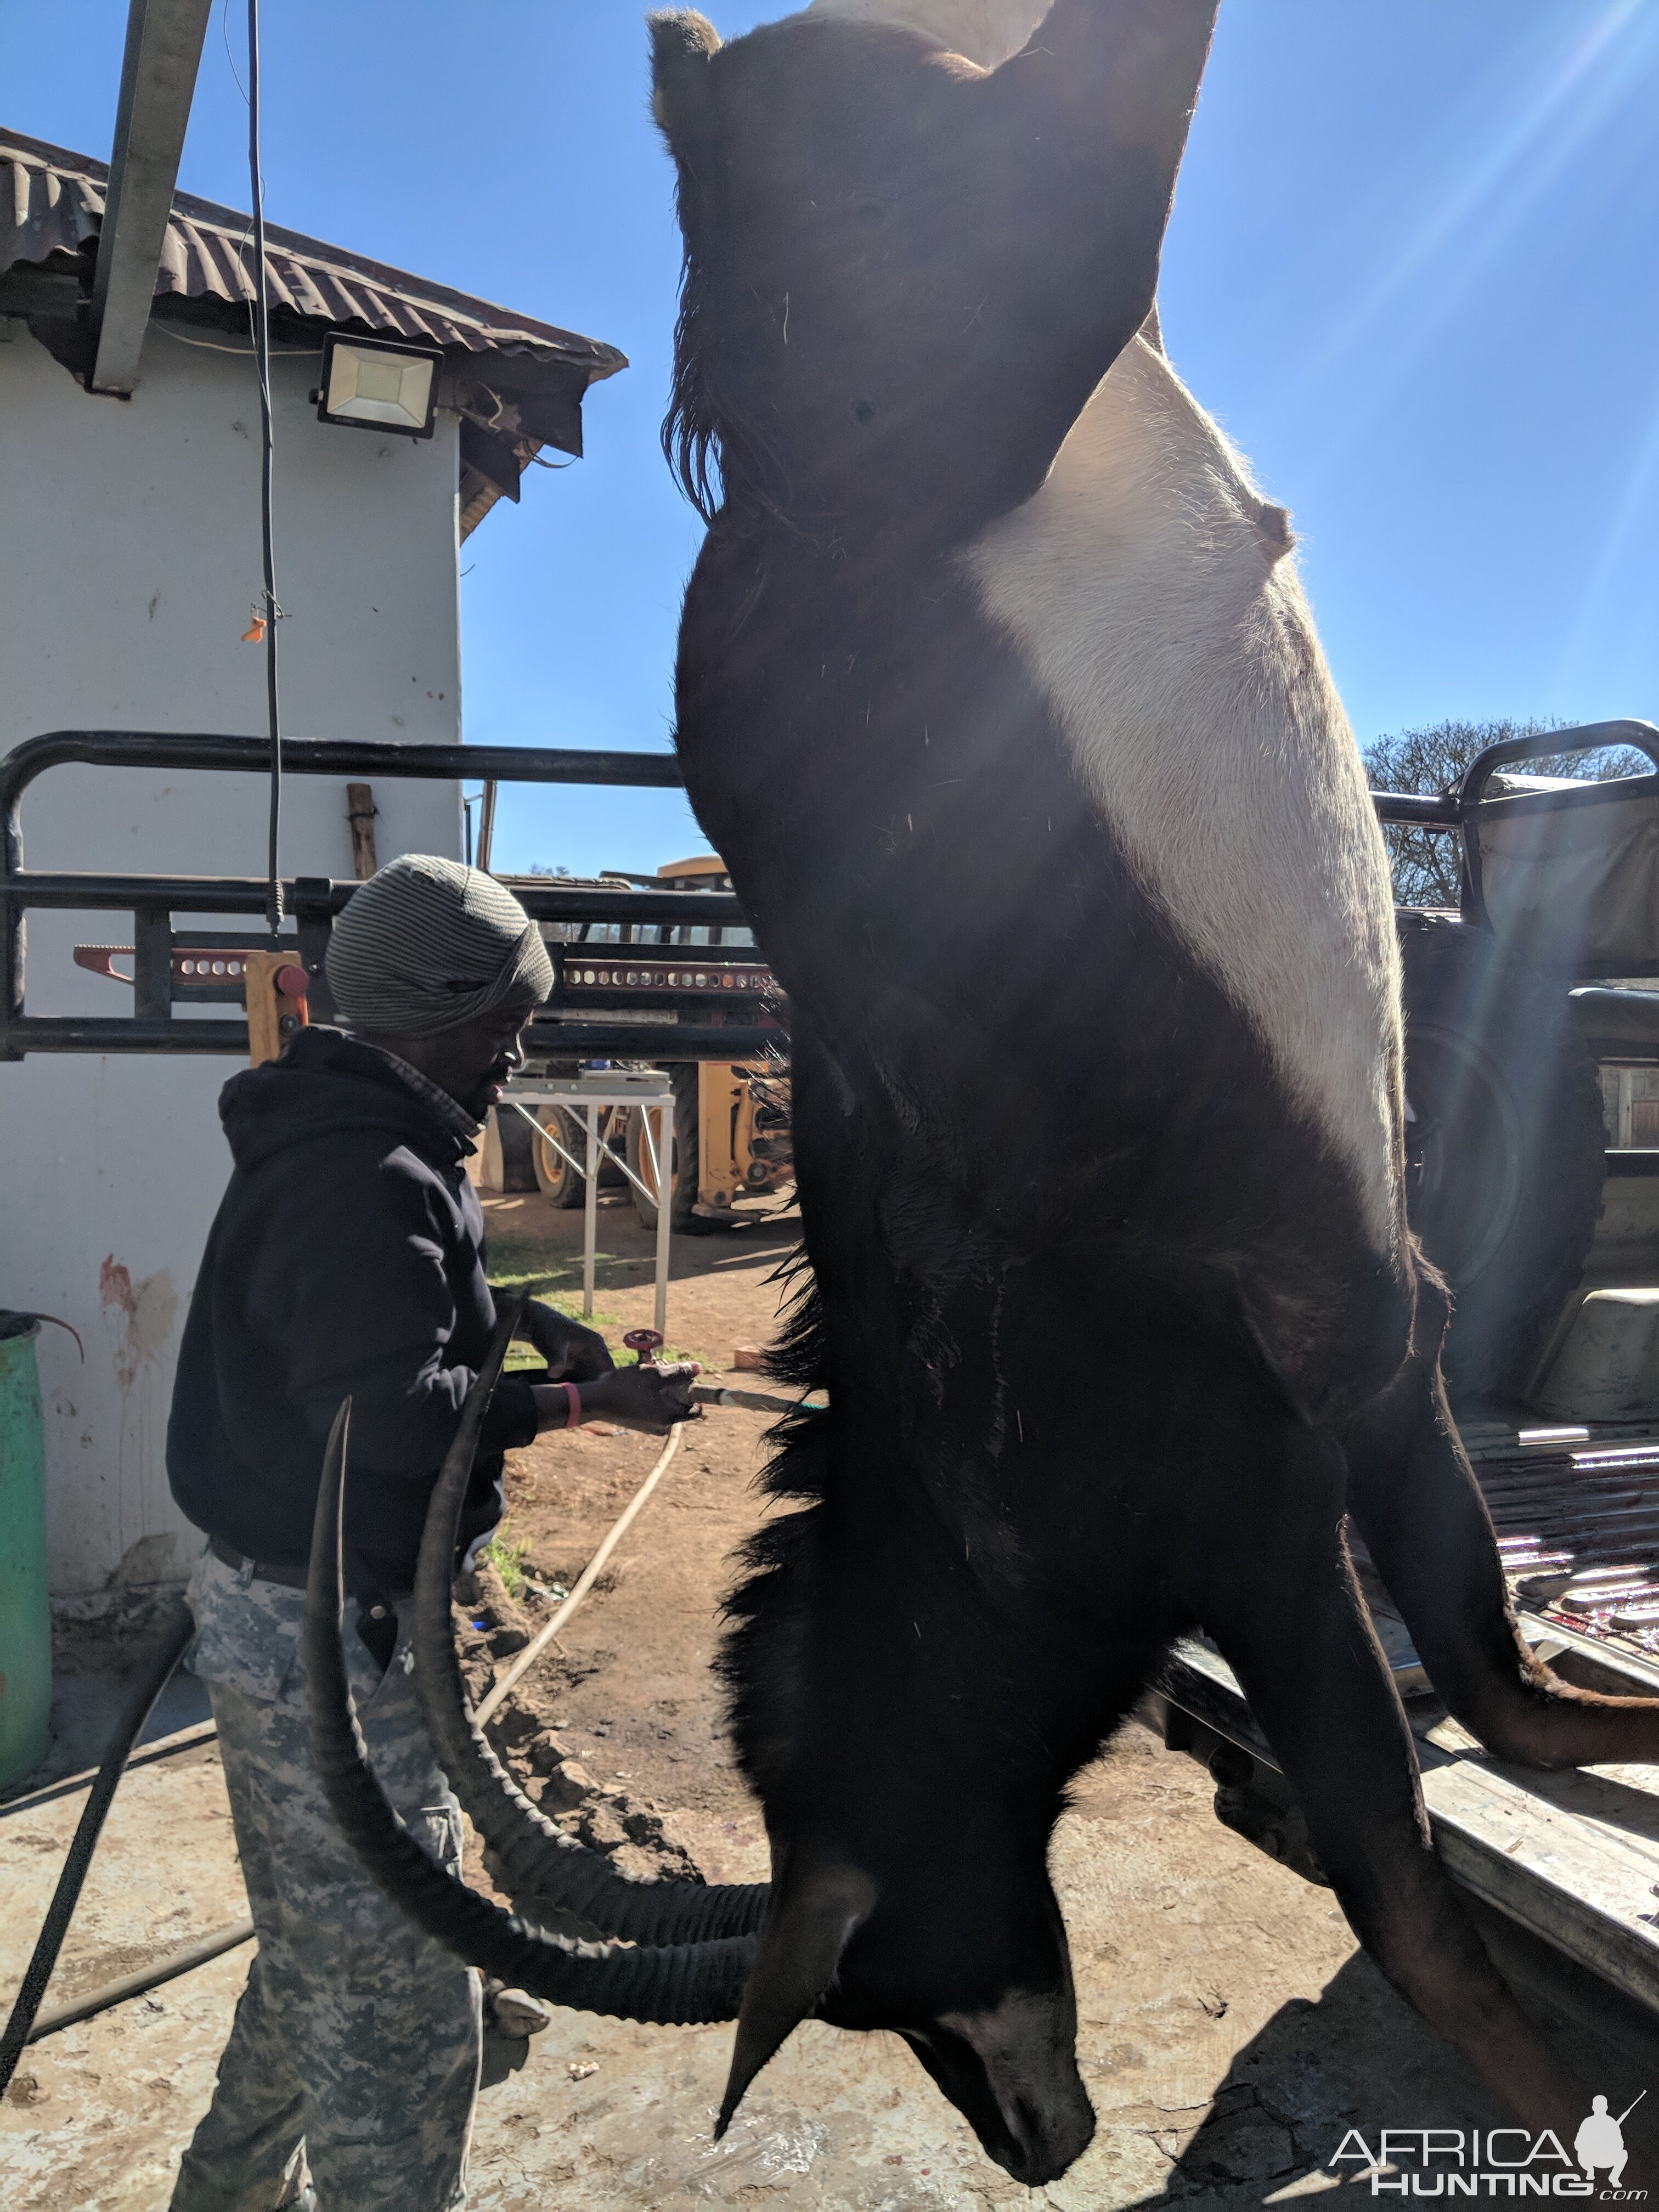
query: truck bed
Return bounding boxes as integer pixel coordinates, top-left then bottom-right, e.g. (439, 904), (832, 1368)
(1155, 1414), (1659, 2054)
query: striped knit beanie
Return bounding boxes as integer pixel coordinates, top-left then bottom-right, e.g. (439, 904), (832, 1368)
(325, 854), (552, 1039)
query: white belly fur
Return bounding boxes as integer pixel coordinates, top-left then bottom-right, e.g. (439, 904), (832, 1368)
(961, 336), (1403, 1255)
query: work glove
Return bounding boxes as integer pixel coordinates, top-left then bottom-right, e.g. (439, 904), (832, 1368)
(585, 1361), (702, 1435)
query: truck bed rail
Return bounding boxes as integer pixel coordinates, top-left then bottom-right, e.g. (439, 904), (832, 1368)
(1, 732), (780, 1060)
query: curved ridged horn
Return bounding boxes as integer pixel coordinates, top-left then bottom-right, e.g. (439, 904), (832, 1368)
(413, 1307), (770, 1945)
(304, 1392), (756, 2023)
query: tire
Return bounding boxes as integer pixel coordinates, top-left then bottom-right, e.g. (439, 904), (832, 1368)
(627, 1066), (708, 1234)
(529, 1107), (586, 1209)
(493, 1105), (540, 1194)
(597, 1141), (628, 1190)
(1399, 913), (1607, 1406)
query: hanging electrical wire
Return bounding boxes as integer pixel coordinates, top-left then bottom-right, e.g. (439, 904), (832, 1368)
(245, 0), (283, 937)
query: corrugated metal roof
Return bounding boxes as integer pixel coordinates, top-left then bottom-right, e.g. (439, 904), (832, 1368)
(0, 125), (625, 380)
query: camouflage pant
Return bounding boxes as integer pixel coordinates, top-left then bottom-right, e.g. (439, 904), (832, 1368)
(169, 1548), (481, 2212)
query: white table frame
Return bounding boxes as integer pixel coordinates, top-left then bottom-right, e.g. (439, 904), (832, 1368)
(500, 1079), (675, 1339)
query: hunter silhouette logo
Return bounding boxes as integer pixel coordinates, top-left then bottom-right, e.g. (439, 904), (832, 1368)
(1576, 2095), (1644, 2193)
(1332, 2096), (1648, 2197)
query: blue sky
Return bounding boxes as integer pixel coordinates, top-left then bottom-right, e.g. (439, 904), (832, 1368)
(10, 0), (1658, 876)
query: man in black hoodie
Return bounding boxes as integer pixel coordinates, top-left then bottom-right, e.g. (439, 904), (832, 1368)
(167, 857), (695, 2212)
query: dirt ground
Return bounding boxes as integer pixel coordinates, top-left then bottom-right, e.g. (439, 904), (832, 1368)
(0, 1187), (1574, 2210)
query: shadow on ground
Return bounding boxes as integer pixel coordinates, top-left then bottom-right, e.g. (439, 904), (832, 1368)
(484, 1189), (801, 1311)
(1112, 1953), (1504, 2207)
(1118, 1937), (1649, 2210)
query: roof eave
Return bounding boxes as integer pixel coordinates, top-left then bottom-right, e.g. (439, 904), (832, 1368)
(0, 126), (626, 386)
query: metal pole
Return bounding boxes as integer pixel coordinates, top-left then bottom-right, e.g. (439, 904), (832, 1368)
(582, 1104), (599, 1319)
(476, 780), (498, 874)
(246, 0), (283, 938)
(654, 1097), (673, 1342)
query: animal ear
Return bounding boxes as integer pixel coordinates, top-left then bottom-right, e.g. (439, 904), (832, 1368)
(716, 1848), (878, 2139)
(650, 10), (722, 150)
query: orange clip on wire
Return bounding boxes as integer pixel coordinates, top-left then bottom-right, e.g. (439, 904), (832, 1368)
(241, 615), (266, 644)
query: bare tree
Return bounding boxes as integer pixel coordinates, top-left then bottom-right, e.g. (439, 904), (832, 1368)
(1362, 719), (1648, 908)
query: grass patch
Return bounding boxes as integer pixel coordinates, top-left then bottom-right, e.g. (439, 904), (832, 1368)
(479, 1525), (531, 1602)
(487, 1223), (654, 1302)
(501, 1329), (698, 1371)
(494, 1286), (628, 1370)
(490, 1284), (624, 1346)
(487, 1227), (699, 1363)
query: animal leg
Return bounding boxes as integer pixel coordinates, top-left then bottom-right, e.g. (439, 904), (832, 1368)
(1192, 1417), (1588, 2142)
(1344, 1279), (1659, 1768)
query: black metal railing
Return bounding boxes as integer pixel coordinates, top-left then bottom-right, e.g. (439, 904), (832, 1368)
(9, 719), (1658, 1057)
(1, 732), (782, 1061)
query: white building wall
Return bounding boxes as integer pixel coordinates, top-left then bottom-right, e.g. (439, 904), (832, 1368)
(0, 316), (466, 1595)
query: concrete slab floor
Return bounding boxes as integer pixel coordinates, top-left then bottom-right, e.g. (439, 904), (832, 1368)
(4, 1723), (1537, 2212)
(2, 1604), (213, 1809)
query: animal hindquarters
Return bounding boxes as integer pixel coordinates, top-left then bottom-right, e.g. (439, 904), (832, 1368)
(1342, 1280), (1659, 1769)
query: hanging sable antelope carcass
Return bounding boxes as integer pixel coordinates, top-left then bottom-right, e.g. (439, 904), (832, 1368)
(308, 0), (1659, 2190)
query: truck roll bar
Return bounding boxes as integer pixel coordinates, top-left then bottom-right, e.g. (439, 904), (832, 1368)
(1, 732), (780, 1062)
(8, 720), (1654, 1057)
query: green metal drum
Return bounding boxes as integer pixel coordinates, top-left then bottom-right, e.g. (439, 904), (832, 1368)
(0, 1318), (50, 1787)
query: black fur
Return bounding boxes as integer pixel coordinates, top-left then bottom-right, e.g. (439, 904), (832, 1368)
(652, 1), (1659, 2185)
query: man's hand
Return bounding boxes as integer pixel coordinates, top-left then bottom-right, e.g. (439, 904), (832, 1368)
(516, 1299), (614, 1381)
(582, 1362), (702, 1436)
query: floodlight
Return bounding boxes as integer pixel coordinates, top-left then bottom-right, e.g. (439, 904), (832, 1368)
(314, 332), (443, 438)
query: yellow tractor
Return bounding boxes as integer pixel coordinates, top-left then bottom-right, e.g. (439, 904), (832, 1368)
(623, 855), (792, 1231)
(518, 854), (794, 1231)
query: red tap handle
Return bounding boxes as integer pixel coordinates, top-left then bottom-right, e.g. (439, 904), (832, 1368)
(624, 1328), (664, 1367)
